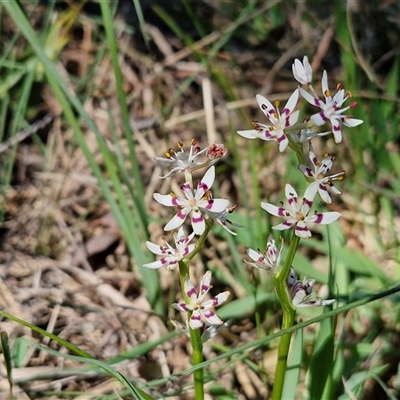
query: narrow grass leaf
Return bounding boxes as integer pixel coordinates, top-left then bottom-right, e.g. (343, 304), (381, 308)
(338, 365), (388, 400)
(308, 317), (335, 400)
(28, 341), (155, 400)
(282, 328), (303, 400)
(0, 331), (13, 393)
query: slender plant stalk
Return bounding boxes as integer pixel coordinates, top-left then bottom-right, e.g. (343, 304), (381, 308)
(271, 233), (300, 400)
(177, 219), (213, 400)
(189, 327), (205, 400)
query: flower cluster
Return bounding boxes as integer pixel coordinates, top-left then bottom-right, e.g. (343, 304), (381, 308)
(172, 271), (230, 330)
(240, 55), (363, 313)
(145, 55), (363, 357)
(146, 140), (236, 336)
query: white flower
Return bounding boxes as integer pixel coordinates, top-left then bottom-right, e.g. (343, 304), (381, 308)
(143, 227), (195, 270)
(172, 271), (230, 330)
(299, 71), (363, 143)
(298, 144), (345, 204)
(153, 166), (230, 235)
(292, 56), (313, 85)
(287, 267), (335, 307)
(245, 235), (283, 273)
(261, 183), (341, 239)
(237, 89), (300, 152)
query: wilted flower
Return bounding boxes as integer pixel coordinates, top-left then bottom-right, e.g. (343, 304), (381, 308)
(287, 267), (335, 307)
(290, 127), (332, 144)
(298, 144), (345, 204)
(299, 71), (363, 143)
(143, 227), (195, 270)
(205, 205), (243, 236)
(153, 166), (230, 235)
(245, 234), (283, 273)
(237, 90), (300, 152)
(172, 271), (230, 330)
(292, 56), (313, 85)
(155, 140), (227, 179)
(261, 183), (341, 239)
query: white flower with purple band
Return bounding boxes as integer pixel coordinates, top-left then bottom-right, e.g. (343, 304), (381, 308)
(237, 89), (300, 152)
(143, 227), (195, 270)
(287, 267), (335, 307)
(153, 166), (230, 235)
(172, 271), (230, 330)
(299, 71), (363, 143)
(245, 234), (283, 273)
(298, 144), (345, 204)
(261, 183), (341, 239)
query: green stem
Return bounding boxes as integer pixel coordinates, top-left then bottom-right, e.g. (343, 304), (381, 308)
(189, 326), (205, 400)
(177, 219), (213, 400)
(271, 233), (300, 400)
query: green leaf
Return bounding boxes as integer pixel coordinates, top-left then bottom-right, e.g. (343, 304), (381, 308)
(282, 328), (303, 400)
(1, 331), (13, 393)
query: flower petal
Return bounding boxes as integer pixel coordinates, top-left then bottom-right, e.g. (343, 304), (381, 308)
(191, 209), (205, 235)
(153, 193), (179, 207)
(143, 260), (164, 269)
(294, 221), (312, 238)
(261, 202), (287, 217)
(145, 241), (166, 255)
(201, 309), (223, 326)
(197, 166), (215, 196)
(164, 209), (190, 231)
(198, 198), (230, 213)
(306, 211), (341, 225)
(189, 311), (204, 329)
(272, 221), (295, 231)
(237, 129), (258, 139)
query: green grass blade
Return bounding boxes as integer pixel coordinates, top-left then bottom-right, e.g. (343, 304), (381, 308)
(282, 328), (303, 400)
(308, 317), (335, 400)
(0, 331), (14, 393)
(3, 0), (163, 312)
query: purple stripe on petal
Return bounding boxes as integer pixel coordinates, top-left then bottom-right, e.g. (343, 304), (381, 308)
(277, 134), (287, 143)
(203, 310), (216, 319)
(192, 214), (204, 223)
(295, 224), (309, 232)
(277, 207), (288, 217)
(179, 303), (190, 312)
(177, 210), (187, 219)
(191, 314), (201, 322)
(171, 197), (179, 206)
(201, 283), (210, 292)
(186, 287), (197, 298)
(205, 199), (214, 210)
(333, 123), (341, 132)
(303, 197), (313, 208)
(182, 183), (191, 191)
(313, 213), (324, 223)
(319, 183), (328, 192)
(319, 111), (329, 122)
(198, 182), (209, 191)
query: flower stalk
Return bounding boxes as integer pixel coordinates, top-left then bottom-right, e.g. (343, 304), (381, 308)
(271, 233), (299, 400)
